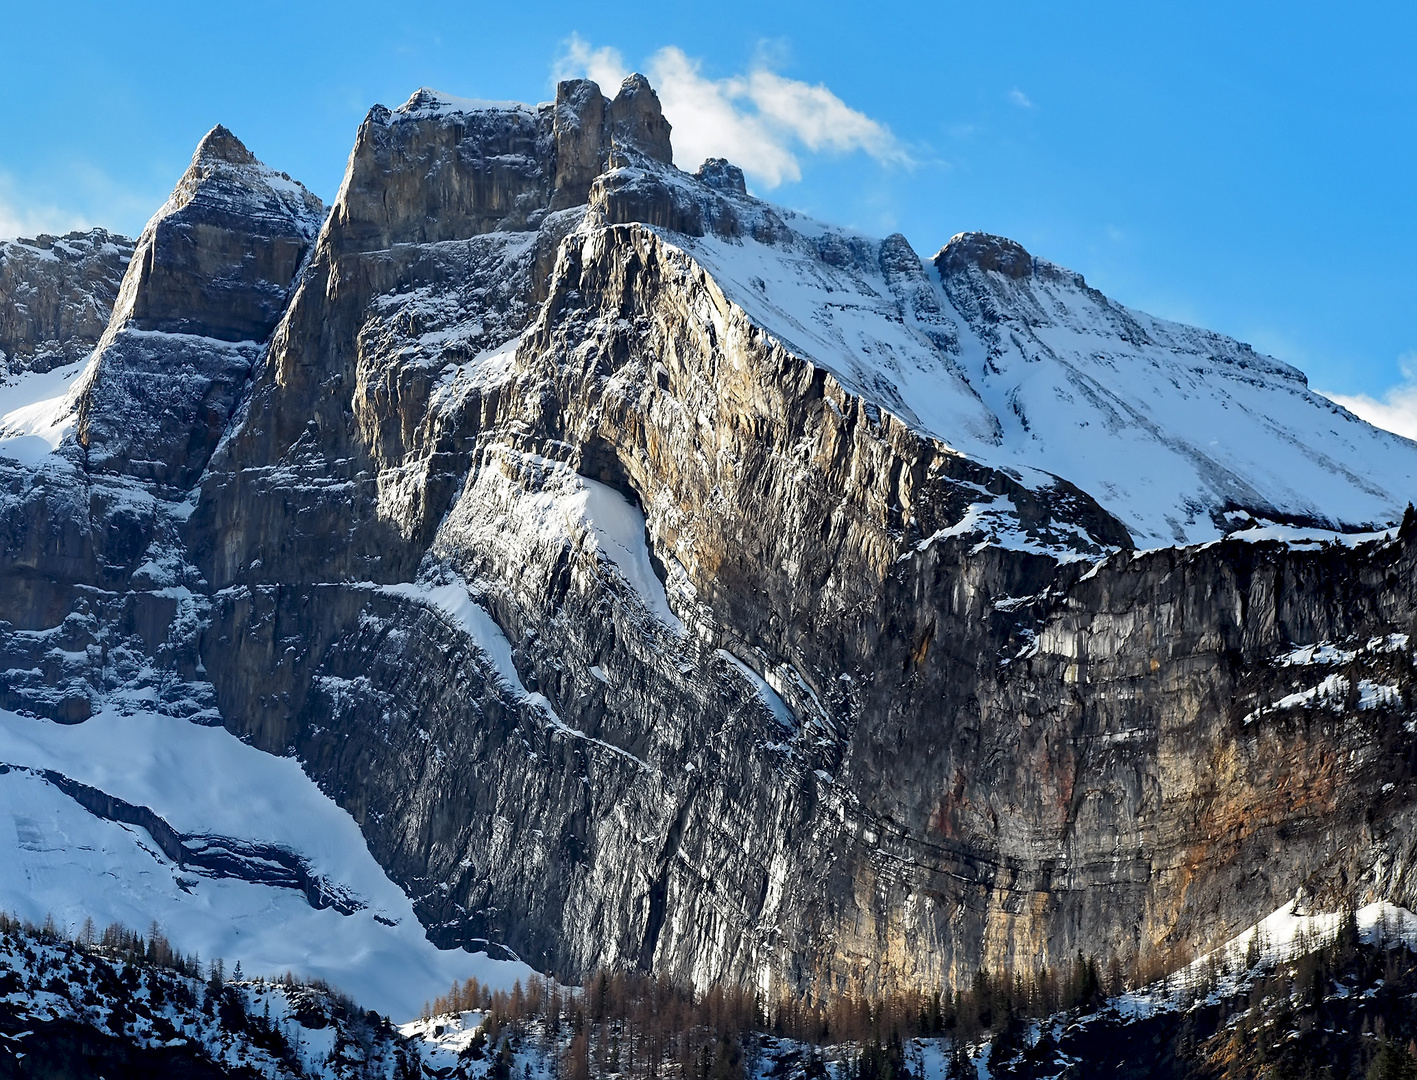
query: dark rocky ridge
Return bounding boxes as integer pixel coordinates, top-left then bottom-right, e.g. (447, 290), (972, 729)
(0, 75), (1415, 1007)
(73, 125), (325, 491)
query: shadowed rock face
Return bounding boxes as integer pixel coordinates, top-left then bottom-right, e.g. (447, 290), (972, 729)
(0, 229), (136, 375)
(116, 125), (324, 343)
(74, 126), (325, 490)
(608, 74), (673, 165)
(3, 76), (1417, 1003)
(694, 159), (747, 195)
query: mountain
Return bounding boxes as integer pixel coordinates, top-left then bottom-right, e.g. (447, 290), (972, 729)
(0, 228), (135, 379)
(1, 72), (1416, 1040)
(689, 223), (1417, 547)
(6, 898), (1416, 1079)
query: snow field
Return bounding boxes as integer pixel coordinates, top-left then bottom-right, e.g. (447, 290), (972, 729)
(0, 706), (534, 1019)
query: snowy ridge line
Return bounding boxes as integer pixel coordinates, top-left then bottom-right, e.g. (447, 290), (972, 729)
(640, 223), (1122, 563)
(638, 182), (1417, 547)
(1114, 900), (1417, 1021)
(361, 579), (657, 770)
(0, 761), (363, 916)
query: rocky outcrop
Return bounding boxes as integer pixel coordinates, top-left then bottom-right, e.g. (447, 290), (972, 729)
(3, 75), (1417, 1010)
(0, 229), (135, 375)
(608, 74), (673, 165)
(935, 231), (1033, 279)
(73, 126), (324, 490)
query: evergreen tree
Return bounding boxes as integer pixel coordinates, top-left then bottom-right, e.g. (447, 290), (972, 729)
(1368, 1040), (1417, 1080)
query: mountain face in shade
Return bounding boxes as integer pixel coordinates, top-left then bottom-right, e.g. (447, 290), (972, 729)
(1, 74), (1416, 1020)
(73, 125), (325, 491)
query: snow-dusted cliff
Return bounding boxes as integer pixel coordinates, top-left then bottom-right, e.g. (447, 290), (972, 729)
(1, 74), (1417, 1025)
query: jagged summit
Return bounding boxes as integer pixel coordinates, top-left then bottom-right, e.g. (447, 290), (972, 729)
(0, 227), (135, 375)
(192, 123), (259, 167)
(607, 73), (673, 165)
(393, 86), (539, 119)
(5, 72), (1417, 1032)
(71, 125), (326, 487)
(694, 157), (748, 194)
(321, 74), (1417, 545)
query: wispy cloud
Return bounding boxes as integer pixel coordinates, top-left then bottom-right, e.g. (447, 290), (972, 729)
(554, 36), (628, 99)
(0, 162), (168, 243)
(1322, 356), (1417, 441)
(0, 173), (89, 242)
(553, 35), (911, 189)
(1007, 88), (1034, 109)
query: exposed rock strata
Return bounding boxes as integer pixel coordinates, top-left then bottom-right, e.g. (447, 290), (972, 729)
(0, 229), (135, 375)
(74, 125), (325, 490)
(1, 78), (1415, 1008)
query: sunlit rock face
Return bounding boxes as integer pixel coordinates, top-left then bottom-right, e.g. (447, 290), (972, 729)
(3, 74), (1417, 1005)
(0, 229), (136, 376)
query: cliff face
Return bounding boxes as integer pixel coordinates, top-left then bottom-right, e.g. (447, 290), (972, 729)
(0, 229), (135, 375)
(2, 75), (1417, 1003)
(74, 125), (325, 491)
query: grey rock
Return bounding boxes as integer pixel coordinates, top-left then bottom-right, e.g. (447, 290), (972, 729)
(694, 159), (747, 195)
(74, 126), (324, 490)
(3, 75), (1417, 1011)
(552, 79), (609, 210)
(0, 229), (135, 375)
(936, 231), (1034, 279)
(608, 74), (673, 165)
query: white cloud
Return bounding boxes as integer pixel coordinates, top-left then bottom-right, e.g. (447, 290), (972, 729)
(0, 163), (167, 243)
(1325, 388), (1417, 441)
(0, 174), (89, 242)
(1321, 354), (1417, 441)
(552, 35), (629, 99)
(553, 35), (910, 189)
(1007, 88), (1034, 109)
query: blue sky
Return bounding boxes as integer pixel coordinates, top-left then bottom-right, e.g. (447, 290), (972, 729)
(3, 2), (1415, 418)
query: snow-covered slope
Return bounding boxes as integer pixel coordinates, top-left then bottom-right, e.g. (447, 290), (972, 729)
(0, 706), (532, 1019)
(0, 357), (85, 465)
(675, 215), (1417, 547)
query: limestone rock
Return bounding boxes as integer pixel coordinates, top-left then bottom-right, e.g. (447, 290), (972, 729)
(608, 74), (673, 165)
(4, 75), (1417, 1011)
(0, 229), (135, 375)
(935, 231), (1034, 279)
(552, 78), (609, 209)
(694, 159), (747, 195)
(74, 126), (324, 490)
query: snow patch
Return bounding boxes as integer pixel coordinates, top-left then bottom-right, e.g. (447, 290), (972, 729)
(0, 357), (85, 462)
(716, 648), (796, 729)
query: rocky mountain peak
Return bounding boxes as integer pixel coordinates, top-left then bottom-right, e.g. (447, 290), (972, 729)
(73, 125), (325, 487)
(934, 230), (1034, 279)
(876, 231), (923, 275)
(694, 158), (747, 195)
(0, 227), (136, 375)
(552, 78), (610, 209)
(9, 73), (1417, 1041)
(192, 123), (259, 167)
(608, 73), (673, 165)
